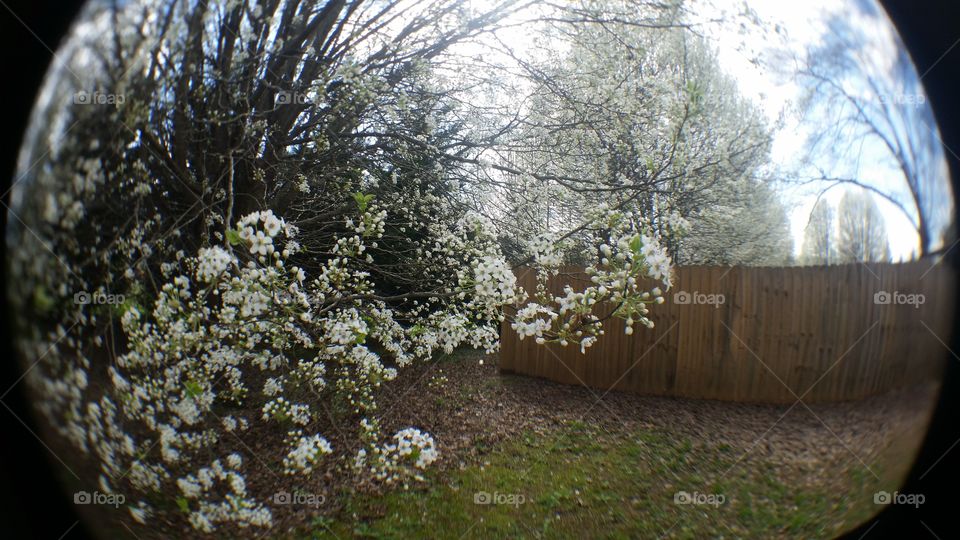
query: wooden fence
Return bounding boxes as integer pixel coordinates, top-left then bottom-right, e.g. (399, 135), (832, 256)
(499, 261), (955, 403)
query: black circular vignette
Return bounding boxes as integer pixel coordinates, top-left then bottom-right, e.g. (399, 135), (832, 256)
(1, 1), (959, 539)
(1, 1), (92, 538)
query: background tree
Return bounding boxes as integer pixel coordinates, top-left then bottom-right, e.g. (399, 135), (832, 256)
(680, 177), (793, 266)
(463, 1), (791, 266)
(837, 189), (891, 262)
(796, 4), (952, 256)
(800, 198), (838, 265)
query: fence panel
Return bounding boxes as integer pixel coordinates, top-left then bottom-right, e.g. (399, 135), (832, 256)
(499, 261), (954, 403)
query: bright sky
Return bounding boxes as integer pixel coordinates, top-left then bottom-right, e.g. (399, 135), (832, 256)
(698, 0), (952, 261)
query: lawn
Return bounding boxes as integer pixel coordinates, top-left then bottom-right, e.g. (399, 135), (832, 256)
(278, 350), (931, 540)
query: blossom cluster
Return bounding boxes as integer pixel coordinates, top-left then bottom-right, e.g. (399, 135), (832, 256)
(12, 178), (673, 534)
(175, 455), (272, 533)
(353, 420), (439, 486)
(511, 208), (673, 351)
(282, 431), (334, 475)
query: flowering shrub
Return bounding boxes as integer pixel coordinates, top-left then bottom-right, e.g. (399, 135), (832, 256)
(12, 188), (671, 532)
(96, 201), (533, 529)
(11, 127), (676, 536)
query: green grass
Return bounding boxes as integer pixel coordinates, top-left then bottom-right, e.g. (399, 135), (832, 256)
(297, 416), (912, 539)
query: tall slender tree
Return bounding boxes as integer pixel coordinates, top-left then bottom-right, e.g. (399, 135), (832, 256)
(801, 198), (837, 265)
(837, 190), (891, 262)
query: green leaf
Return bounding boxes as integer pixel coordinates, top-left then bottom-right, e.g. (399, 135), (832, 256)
(225, 228), (243, 245)
(114, 298), (139, 318)
(352, 191), (374, 212)
(629, 235), (642, 255)
(184, 380), (203, 399)
(32, 286), (55, 314)
(176, 496), (190, 514)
